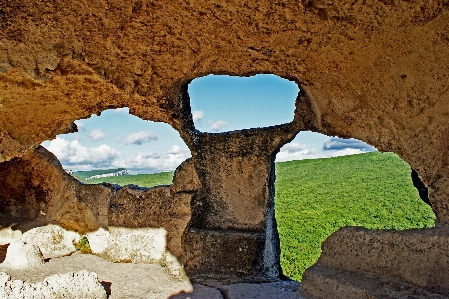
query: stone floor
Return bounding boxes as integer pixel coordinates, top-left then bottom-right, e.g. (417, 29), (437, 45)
(0, 252), (301, 299)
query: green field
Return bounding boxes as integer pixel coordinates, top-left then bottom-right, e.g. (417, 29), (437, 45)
(74, 152), (435, 281)
(275, 152), (435, 281)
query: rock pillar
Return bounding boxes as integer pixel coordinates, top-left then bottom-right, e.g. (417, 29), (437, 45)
(182, 125), (297, 282)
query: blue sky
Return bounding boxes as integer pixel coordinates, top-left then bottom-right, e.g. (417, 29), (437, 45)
(42, 74), (376, 174)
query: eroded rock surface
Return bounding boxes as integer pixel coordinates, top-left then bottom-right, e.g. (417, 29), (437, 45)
(0, 0), (449, 292)
(0, 146), (110, 233)
(1, 0), (448, 225)
(0, 147), (197, 260)
(299, 226), (449, 298)
(0, 270), (107, 299)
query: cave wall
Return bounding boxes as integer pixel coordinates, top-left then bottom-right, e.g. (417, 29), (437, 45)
(1, 0), (449, 285)
(1, 0), (448, 224)
(0, 146), (198, 257)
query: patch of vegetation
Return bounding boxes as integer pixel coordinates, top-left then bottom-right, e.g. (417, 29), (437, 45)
(74, 171), (174, 187)
(275, 152), (435, 281)
(74, 235), (92, 254)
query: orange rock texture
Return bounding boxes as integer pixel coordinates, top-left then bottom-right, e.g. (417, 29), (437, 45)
(1, 0), (449, 290)
(1, 0), (448, 223)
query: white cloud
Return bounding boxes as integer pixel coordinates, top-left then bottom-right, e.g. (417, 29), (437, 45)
(276, 142), (326, 162)
(45, 137), (120, 169)
(168, 145), (183, 154)
(114, 145), (191, 173)
(192, 110), (204, 122)
(88, 129), (106, 141)
(123, 131), (158, 145)
(209, 120), (228, 132)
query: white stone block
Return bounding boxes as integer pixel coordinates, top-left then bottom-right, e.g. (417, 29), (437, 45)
(21, 224), (80, 259)
(0, 270), (107, 299)
(86, 227), (110, 254)
(102, 227), (167, 264)
(1, 240), (44, 269)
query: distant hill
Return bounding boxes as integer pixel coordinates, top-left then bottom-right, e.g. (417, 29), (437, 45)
(72, 168), (127, 180)
(72, 170), (174, 187)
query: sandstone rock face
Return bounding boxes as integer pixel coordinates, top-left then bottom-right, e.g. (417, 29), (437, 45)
(1, 240), (44, 269)
(0, 270), (107, 299)
(1, 0), (449, 289)
(107, 184), (192, 257)
(1, 0), (448, 226)
(0, 147), (196, 260)
(87, 227), (186, 277)
(0, 146), (111, 233)
(182, 126), (299, 281)
(299, 227), (449, 298)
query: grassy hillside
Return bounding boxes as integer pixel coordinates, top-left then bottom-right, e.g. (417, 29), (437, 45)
(73, 152), (435, 281)
(75, 171), (174, 187)
(275, 152), (435, 281)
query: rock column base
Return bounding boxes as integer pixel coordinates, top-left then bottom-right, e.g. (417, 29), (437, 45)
(182, 228), (277, 283)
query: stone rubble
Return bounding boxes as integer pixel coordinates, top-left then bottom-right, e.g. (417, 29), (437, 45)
(21, 224), (80, 259)
(0, 270), (107, 299)
(1, 241), (44, 269)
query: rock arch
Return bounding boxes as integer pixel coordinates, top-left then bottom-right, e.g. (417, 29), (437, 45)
(1, 0), (449, 295)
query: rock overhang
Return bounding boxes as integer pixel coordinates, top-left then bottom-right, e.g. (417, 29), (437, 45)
(0, 0), (449, 289)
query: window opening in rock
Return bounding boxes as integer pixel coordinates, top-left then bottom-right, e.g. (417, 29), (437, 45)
(188, 74), (299, 132)
(41, 108), (190, 187)
(274, 134), (436, 281)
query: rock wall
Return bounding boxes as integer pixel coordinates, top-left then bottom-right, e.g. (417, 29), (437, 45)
(1, 0), (448, 224)
(0, 146), (198, 257)
(300, 227), (449, 298)
(1, 0), (449, 288)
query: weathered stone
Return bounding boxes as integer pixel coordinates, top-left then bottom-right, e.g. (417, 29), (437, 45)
(0, 147), (195, 261)
(162, 251), (187, 279)
(108, 182), (192, 257)
(299, 227), (449, 298)
(182, 127), (297, 281)
(0, 244), (8, 263)
(223, 281), (301, 299)
(1, 240), (44, 269)
(100, 227), (167, 264)
(21, 224), (80, 259)
(85, 227), (110, 254)
(0, 253), (194, 299)
(299, 265), (449, 299)
(0, 270), (107, 299)
(1, 0), (449, 228)
(0, 0), (449, 292)
(182, 228), (272, 282)
(0, 147), (111, 233)
(170, 158), (202, 194)
(171, 283), (224, 299)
